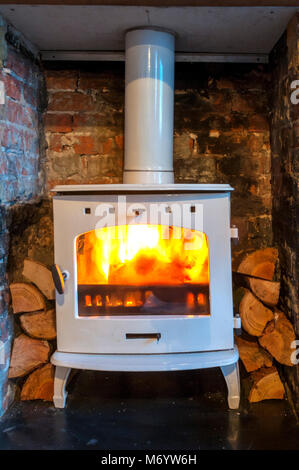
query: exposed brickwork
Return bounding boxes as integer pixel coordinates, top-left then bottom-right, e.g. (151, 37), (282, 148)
(270, 14), (299, 409)
(174, 64), (272, 265)
(44, 65), (124, 188)
(0, 16), (45, 416)
(0, 49), (44, 203)
(44, 62), (272, 266)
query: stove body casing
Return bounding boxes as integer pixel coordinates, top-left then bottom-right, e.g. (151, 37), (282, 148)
(52, 184), (234, 356)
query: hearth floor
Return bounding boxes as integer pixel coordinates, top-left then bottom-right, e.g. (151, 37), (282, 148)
(0, 368), (298, 450)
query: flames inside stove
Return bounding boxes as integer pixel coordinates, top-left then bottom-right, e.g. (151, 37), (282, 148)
(76, 225), (210, 316)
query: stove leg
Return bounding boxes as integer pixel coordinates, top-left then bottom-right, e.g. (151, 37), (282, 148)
(53, 366), (71, 408)
(221, 362), (240, 409)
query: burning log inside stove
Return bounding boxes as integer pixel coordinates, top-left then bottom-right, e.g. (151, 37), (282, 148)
(76, 225), (210, 286)
(76, 224), (211, 316)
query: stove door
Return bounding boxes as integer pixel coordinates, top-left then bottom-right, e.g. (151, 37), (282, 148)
(53, 192), (234, 354)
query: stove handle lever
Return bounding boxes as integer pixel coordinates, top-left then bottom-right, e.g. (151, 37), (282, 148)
(51, 264), (69, 295)
(126, 333), (161, 342)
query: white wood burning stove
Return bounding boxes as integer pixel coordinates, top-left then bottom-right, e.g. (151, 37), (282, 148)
(51, 183), (240, 409)
(50, 28), (240, 409)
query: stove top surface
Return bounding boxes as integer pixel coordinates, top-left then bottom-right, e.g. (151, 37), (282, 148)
(51, 183), (234, 193)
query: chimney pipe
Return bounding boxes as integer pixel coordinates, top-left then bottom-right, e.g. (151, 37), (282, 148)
(123, 28), (175, 184)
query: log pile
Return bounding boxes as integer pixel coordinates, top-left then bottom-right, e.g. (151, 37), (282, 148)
(234, 248), (296, 403)
(8, 259), (56, 402)
(7, 249), (297, 405)
(248, 367), (285, 403)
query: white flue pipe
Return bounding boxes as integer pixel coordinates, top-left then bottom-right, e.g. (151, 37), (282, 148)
(123, 28), (175, 184)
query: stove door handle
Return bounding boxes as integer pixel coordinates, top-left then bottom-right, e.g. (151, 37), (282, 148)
(126, 333), (161, 342)
(51, 264), (68, 295)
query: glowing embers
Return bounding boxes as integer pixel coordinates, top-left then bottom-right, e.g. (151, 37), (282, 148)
(84, 290), (143, 309)
(78, 284), (210, 316)
(77, 225), (209, 286)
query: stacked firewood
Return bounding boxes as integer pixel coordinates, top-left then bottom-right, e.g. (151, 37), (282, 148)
(8, 259), (56, 402)
(234, 248), (296, 403)
(7, 249), (297, 405)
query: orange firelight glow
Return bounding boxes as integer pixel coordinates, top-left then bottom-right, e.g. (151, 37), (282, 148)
(77, 225), (209, 286)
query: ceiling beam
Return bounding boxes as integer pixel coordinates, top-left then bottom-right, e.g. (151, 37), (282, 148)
(0, 1), (298, 6)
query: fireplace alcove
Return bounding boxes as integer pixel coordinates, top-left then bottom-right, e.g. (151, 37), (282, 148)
(0, 4), (298, 418)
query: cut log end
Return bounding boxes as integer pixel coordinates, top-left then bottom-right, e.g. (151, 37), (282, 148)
(8, 334), (50, 378)
(239, 289), (274, 336)
(237, 247), (280, 307)
(249, 278), (280, 307)
(21, 363), (54, 402)
(10, 283), (46, 314)
(235, 336), (273, 372)
(238, 247), (278, 280)
(20, 309), (56, 340)
(259, 311), (296, 366)
(22, 259), (55, 300)
(248, 366), (285, 403)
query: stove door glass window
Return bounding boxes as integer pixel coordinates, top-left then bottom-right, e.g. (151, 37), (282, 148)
(76, 225), (210, 316)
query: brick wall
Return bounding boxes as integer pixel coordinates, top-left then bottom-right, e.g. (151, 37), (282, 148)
(44, 61), (272, 267)
(174, 63), (272, 266)
(45, 64), (124, 188)
(0, 16), (45, 416)
(270, 14), (299, 409)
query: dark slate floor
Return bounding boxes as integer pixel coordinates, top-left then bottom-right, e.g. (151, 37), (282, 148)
(0, 368), (298, 450)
